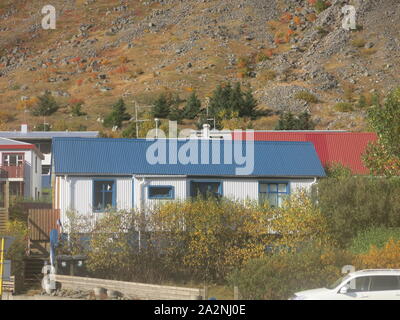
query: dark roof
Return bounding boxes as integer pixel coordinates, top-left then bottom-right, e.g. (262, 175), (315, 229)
(234, 131), (377, 174)
(52, 138), (326, 177)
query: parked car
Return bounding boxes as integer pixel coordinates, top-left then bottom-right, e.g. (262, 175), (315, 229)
(290, 269), (400, 300)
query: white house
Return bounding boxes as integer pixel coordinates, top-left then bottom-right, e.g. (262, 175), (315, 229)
(0, 137), (43, 199)
(51, 138), (326, 227)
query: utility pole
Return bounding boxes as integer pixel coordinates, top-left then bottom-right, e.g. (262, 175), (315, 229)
(131, 100), (155, 138)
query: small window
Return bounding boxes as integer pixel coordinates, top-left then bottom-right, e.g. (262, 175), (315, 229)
(93, 180), (115, 211)
(190, 181), (222, 199)
(259, 183), (289, 207)
(369, 276), (400, 291)
(148, 186), (174, 199)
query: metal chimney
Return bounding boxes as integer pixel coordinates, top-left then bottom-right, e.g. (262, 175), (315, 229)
(21, 124), (28, 133)
(203, 123), (210, 139)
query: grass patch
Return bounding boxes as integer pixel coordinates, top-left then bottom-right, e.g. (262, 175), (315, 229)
(294, 91), (319, 103)
(352, 38), (366, 48)
(334, 102), (354, 112)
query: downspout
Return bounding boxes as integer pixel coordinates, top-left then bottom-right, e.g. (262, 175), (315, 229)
(137, 177), (146, 251)
(310, 177), (318, 204)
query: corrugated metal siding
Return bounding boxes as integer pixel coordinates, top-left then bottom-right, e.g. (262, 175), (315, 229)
(116, 178), (133, 211)
(135, 177), (187, 210)
(234, 132), (377, 175)
(57, 176), (317, 221)
(222, 179), (258, 201)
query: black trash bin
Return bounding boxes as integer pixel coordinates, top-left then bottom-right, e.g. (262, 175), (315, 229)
(71, 255), (87, 277)
(56, 255), (73, 275)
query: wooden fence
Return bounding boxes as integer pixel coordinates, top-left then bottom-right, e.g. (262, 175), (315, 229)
(27, 209), (60, 255)
(54, 275), (205, 300)
(28, 209), (60, 241)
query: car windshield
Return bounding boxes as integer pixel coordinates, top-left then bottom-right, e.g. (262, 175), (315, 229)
(326, 274), (351, 290)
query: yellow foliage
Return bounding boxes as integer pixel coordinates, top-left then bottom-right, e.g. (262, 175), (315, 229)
(17, 97), (38, 111)
(269, 193), (333, 250)
(354, 239), (400, 269)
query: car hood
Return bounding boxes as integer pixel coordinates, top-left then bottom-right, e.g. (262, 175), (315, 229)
(294, 287), (333, 298)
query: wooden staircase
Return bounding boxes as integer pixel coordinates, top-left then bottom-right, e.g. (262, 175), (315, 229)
(23, 256), (47, 288)
(0, 180), (9, 233)
(0, 208), (8, 233)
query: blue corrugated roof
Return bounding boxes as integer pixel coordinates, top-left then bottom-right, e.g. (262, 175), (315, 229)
(52, 138), (326, 177)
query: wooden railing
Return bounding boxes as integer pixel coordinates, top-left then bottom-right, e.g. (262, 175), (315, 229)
(0, 164), (25, 179)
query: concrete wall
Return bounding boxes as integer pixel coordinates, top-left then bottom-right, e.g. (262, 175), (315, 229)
(54, 275), (204, 300)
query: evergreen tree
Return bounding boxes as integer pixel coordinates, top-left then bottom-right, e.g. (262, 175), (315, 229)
(241, 89), (258, 119)
(229, 82), (245, 114)
(31, 92), (59, 116)
(151, 94), (170, 118)
(168, 104), (184, 123)
(208, 84), (232, 116)
(297, 111), (316, 130)
(103, 98), (131, 129)
(275, 111), (315, 130)
(209, 82), (258, 120)
(183, 92), (201, 119)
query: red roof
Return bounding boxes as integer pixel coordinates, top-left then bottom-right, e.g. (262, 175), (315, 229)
(233, 131), (378, 175)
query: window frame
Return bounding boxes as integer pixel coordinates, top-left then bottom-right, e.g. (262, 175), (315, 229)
(189, 180), (223, 199)
(92, 179), (116, 212)
(2, 153), (24, 166)
(147, 185), (175, 200)
(258, 181), (290, 207)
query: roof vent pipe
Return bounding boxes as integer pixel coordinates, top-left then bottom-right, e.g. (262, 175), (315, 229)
(21, 124), (28, 133)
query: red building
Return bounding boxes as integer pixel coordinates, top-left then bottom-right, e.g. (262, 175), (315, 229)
(234, 131), (378, 175)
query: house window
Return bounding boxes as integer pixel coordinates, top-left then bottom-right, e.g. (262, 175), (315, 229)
(259, 183), (289, 207)
(190, 181), (222, 199)
(2, 153), (24, 166)
(93, 180), (115, 211)
(148, 186), (174, 199)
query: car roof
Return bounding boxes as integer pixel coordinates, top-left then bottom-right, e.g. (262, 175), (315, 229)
(349, 269), (400, 277)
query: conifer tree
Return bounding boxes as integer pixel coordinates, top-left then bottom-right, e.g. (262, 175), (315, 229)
(151, 94), (170, 118)
(183, 92), (202, 119)
(103, 98), (131, 129)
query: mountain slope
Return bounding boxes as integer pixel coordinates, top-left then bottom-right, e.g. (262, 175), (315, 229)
(0, 0), (399, 132)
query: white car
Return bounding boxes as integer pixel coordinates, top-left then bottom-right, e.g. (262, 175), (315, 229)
(291, 269), (400, 300)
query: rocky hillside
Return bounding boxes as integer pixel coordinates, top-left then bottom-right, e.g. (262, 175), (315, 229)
(0, 0), (399, 132)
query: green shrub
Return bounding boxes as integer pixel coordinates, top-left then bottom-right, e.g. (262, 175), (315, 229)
(324, 162), (353, 178)
(228, 243), (353, 300)
(334, 102), (354, 112)
(317, 177), (400, 247)
(314, 0), (330, 14)
(31, 92), (59, 116)
(294, 91), (319, 104)
(4, 220), (28, 293)
(349, 227), (400, 254)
